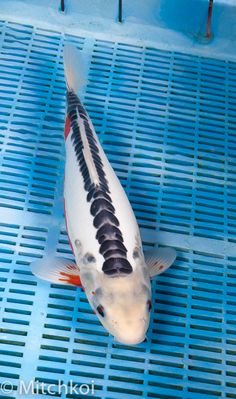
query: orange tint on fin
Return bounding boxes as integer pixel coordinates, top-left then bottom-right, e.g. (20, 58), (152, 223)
(66, 263), (78, 271)
(59, 271), (82, 287)
(30, 257), (81, 287)
(144, 247), (177, 278)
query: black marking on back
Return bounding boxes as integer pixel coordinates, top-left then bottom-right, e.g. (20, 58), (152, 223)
(67, 90), (132, 276)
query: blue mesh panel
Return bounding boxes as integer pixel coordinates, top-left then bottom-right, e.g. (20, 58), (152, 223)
(0, 20), (235, 399)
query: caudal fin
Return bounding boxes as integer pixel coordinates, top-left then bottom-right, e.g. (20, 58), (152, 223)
(63, 44), (87, 94)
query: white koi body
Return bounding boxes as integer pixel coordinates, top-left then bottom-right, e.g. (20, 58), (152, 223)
(31, 45), (176, 345)
(64, 106), (142, 276)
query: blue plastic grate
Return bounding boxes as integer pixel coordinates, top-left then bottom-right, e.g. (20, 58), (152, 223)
(0, 19), (236, 399)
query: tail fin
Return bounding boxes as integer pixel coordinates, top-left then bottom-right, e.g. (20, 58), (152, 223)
(63, 44), (87, 94)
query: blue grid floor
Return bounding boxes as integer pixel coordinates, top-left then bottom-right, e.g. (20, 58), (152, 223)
(0, 20), (235, 399)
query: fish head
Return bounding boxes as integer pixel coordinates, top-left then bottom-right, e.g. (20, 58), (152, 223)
(88, 267), (152, 345)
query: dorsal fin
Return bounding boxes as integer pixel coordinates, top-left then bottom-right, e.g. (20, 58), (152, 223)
(64, 44), (87, 94)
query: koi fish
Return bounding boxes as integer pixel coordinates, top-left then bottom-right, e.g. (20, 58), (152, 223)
(31, 45), (176, 345)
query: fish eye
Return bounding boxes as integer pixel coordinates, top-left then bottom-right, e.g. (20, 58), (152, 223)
(147, 300), (152, 312)
(96, 304), (105, 317)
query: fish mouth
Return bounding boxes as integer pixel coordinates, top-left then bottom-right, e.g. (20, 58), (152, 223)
(114, 334), (146, 345)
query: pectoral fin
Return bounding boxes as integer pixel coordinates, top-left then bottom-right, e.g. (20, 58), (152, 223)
(144, 247), (176, 278)
(30, 256), (82, 287)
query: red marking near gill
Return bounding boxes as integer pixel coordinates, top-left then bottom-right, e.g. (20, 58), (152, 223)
(64, 116), (71, 140)
(59, 271), (82, 287)
(159, 265), (164, 271)
(64, 199), (75, 256)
